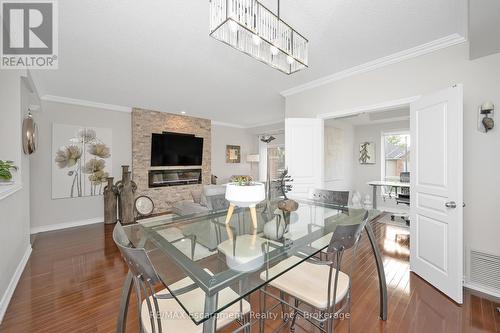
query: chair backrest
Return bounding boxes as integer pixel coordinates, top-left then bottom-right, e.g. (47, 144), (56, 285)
(400, 172), (410, 183)
(112, 223), (161, 285)
(206, 193), (230, 211)
(309, 189), (350, 207)
(326, 211), (369, 254)
(113, 223), (164, 333)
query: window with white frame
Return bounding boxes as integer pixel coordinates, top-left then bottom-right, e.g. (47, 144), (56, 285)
(381, 132), (410, 181)
(267, 146), (285, 181)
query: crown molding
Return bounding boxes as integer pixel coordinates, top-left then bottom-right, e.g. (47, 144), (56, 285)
(245, 119), (284, 129)
(317, 95), (421, 120)
(208, 119), (284, 129)
(211, 120), (246, 128)
(281, 33), (467, 97)
(40, 95), (283, 129)
(41, 95), (132, 113)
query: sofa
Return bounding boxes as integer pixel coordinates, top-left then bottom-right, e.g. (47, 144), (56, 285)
(171, 184), (227, 216)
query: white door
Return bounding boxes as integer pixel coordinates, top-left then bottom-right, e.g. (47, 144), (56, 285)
(410, 85), (464, 304)
(285, 118), (324, 198)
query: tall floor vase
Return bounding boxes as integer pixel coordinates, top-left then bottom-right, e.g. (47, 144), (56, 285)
(103, 177), (118, 224)
(117, 165), (136, 225)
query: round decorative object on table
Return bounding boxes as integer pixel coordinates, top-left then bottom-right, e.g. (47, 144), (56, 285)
(22, 112), (38, 155)
(277, 199), (299, 226)
(277, 199), (299, 212)
(225, 182), (265, 228)
(135, 196), (154, 217)
(263, 215), (285, 240)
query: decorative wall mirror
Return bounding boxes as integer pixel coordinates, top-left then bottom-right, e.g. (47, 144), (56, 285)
(22, 111), (38, 155)
(134, 195), (154, 217)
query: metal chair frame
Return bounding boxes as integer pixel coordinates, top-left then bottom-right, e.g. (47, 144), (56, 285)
(113, 223), (249, 333)
(259, 211), (369, 333)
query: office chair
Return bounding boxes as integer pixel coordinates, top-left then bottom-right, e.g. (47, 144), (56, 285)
(391, 172), (410, 225)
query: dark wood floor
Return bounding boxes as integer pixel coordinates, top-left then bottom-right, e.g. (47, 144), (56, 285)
(1, 218), (499, 333)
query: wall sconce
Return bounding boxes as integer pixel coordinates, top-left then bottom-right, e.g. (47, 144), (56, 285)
(478, 102), (494, 133)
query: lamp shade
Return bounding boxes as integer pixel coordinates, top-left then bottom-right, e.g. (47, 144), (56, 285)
(246, 154), (260, 163)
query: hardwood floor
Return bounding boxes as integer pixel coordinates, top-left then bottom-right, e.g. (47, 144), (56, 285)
(1, 218), (498, 332)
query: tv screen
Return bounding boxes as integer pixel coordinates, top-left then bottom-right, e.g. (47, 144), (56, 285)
(151, 133), (204, 166)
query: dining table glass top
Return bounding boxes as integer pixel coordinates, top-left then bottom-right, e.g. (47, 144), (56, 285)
(122, 198), (381, 325)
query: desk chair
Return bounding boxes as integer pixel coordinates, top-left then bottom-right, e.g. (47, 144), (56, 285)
(113, 223), (251, 333)
(390, 172), (410, 225)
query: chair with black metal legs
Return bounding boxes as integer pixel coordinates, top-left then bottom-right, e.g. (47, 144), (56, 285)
(113, 223), (251, 333)
(259, 211), (369, 333)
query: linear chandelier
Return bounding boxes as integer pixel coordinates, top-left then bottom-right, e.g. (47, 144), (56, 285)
(209, 0), (309, 75)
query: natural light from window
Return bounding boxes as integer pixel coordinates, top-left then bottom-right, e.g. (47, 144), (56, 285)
(382, 133), (410, 181)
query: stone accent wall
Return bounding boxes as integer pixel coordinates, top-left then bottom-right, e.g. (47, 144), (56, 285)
(132, 108), (211, 213)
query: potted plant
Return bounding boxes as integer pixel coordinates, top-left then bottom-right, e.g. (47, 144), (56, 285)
(233, 175), (253, 186)
(0, 160), (18, 184)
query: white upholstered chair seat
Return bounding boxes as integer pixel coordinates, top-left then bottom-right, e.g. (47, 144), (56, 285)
(259, 256), (350, 310)
(141, 270), (251, 333)
(310, 232), (333, 253)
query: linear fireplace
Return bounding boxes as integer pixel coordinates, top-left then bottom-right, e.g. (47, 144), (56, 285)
(148, 169), (202, 187)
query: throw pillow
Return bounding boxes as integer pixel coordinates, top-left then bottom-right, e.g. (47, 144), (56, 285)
(191, 190), (202, 204)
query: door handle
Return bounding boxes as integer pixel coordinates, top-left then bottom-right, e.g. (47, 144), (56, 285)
(445, 201), (457, 208)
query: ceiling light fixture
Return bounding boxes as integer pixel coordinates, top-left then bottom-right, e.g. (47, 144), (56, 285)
(209, 0), (308, 75)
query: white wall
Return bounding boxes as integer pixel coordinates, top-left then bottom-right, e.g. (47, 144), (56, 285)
(285, 42), (500, 285)
(211, 124), (254, 184)
(30, 101), (132, 233)
(0, 70), (32, 321)
(324, 121), (354, 191)
(352, 120), (409, 211)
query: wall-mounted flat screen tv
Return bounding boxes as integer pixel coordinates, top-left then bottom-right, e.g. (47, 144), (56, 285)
(151, 132), (203, 166)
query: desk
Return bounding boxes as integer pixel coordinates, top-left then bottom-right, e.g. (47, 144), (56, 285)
(117, 199), (388, 333)
(368, 180), (410, 209)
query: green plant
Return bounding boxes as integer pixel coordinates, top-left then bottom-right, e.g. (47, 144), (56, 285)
(233, 175), (253, 186)
(0, 160), (18, 181)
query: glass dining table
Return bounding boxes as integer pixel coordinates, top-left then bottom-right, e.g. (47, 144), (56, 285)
(117, 198), (388, 333)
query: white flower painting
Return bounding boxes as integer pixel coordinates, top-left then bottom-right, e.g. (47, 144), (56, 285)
(52, 124), (113, 199)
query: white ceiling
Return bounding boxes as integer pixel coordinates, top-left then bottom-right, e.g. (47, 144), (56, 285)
(32, 0), (467, 126)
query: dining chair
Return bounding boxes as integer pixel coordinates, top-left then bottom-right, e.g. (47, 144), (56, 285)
(307, 189), (350, 255)
(259, 211), (369, 333)
(113, 223), (251, 333)
(308, 189), (350, 223)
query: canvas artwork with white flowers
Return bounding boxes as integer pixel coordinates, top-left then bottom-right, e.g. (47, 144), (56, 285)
(52, 124), (113, 199)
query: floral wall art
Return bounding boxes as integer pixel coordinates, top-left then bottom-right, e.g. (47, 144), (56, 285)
(52, 124), (113, 199)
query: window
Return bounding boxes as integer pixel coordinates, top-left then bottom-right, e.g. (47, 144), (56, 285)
(382, 133), (410, 181)
(267, 146), (285, 180)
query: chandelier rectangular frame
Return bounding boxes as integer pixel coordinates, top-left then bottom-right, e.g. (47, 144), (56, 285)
(209, 0), (309, 75)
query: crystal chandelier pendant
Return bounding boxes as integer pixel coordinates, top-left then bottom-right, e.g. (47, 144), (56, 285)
(209, 0), (309, 75)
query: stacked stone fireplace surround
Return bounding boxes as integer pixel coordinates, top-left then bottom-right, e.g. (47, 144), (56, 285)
(132, 108), (211, 213)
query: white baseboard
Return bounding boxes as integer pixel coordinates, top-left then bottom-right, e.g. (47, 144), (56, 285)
(464, 281), (500, 299)
(0, 245), (32, 323)
(30, 217), (104, 234)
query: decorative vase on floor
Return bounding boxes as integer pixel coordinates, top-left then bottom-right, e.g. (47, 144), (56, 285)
(117, 165), (137, 225)
(103, 177), (118, 224)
